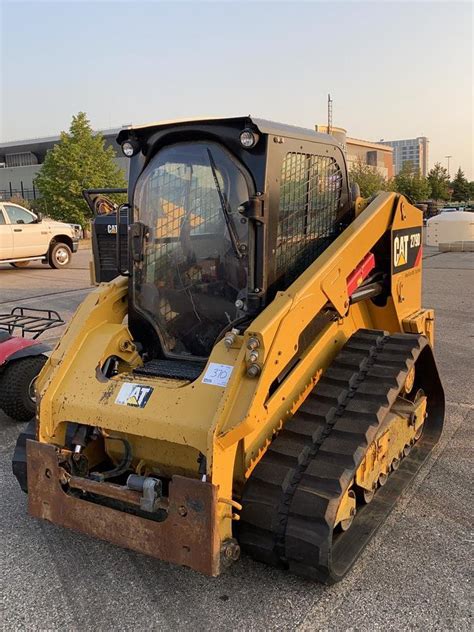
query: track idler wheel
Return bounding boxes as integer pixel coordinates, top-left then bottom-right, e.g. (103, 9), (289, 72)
(363, 487), (375, 504)
(339, 490), (357, 531)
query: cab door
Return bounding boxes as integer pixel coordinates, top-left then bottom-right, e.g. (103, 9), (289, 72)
(0, 206), (13, 259)
(4, 204), (46, 257)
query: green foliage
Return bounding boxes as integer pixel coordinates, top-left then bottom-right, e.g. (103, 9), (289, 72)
(34, 112), (126, 227)
(29, 198), (45, 214)
(450, 167), (471, 202)
(427, 163), (450, 201)
(469, 181), (474, 200)
(348, 158), (389, 198)
(8, 196), (31, 209)
(392, 161), (431, 202)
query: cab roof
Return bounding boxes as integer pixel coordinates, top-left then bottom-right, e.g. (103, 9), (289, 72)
(116, 116), (340, 147)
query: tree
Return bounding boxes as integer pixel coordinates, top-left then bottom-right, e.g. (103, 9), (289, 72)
(450, 167), (470, 202)
(469, 181), (474, 201)
(427, 162), (450, 202)
(348, 158), (388, 198)
(35, 112), (126, 226)
(392, 161), (431, 202)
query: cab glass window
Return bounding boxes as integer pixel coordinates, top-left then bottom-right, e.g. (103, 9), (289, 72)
(0, 210), (6, 225)
(133, 141), (250, 359)
(5, 205), (35, 224)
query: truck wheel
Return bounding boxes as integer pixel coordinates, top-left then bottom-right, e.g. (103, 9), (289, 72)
(9, 261), (30, 268)
(49, 242), (72, 268)
(0, 355), (47, 422)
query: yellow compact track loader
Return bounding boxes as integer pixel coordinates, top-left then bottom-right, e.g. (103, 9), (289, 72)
(13, 117), (444, 582)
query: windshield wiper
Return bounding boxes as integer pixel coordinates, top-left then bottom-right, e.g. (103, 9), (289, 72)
(206, 148), (243, 259)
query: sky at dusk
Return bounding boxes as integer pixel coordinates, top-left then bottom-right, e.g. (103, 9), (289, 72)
(1, 0), (472, 177)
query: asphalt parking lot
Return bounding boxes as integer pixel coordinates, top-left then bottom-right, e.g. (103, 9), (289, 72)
(0, 249), (93, 343)
(1, 247), (472, 631)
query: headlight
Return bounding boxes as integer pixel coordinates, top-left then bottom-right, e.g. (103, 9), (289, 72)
(121, 138), (140, 157)
(239, 129), (259, 149)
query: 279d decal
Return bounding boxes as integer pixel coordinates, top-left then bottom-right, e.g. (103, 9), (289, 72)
(392, 227), (422, 274)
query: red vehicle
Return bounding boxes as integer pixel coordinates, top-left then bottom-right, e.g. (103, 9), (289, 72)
(0, 308), (63, 421)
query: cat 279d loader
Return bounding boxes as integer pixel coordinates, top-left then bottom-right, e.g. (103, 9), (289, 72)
(13, 117), (444, 583)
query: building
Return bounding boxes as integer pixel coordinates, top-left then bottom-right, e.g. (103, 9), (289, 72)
(378, 137), (429, 176)
(314, 125), (394, 178)
(0, 129), (128, 200)
(345, 136), (394, 179)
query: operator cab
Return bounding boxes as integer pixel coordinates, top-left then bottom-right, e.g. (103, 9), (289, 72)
(95, 117), (352, 374)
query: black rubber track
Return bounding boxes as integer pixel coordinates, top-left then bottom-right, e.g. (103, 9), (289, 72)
(237, 329), (444, 583)
(12, 419), (37, 493)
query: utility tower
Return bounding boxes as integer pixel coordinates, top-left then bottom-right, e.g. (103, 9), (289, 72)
(327, 94), (333, 135)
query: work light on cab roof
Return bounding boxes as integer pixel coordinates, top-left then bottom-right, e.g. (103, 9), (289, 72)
(239, 128), (259, 148)
(121, 138), (140, 157)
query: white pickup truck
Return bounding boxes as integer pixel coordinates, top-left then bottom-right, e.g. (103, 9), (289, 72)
(0, 202), (79, 268)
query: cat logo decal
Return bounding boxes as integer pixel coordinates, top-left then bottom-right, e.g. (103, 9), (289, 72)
(392, 228), (422, 273)
(115, 383), (153, 408)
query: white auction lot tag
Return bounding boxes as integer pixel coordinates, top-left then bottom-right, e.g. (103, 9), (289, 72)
(202, 363), (234, 387)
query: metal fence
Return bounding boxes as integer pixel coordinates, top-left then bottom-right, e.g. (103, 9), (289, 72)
(0, 182), (38, 201)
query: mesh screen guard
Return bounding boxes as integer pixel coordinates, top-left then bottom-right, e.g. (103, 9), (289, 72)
(276, 152), (343, 287)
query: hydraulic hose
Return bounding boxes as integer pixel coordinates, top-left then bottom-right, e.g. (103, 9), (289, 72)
(90, 434), (133, 482)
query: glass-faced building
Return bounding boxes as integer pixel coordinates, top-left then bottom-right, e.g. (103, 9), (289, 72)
(378, 137), (429, 176)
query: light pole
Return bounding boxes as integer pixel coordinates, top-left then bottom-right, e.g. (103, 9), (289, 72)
(445, 155), (452, 178)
